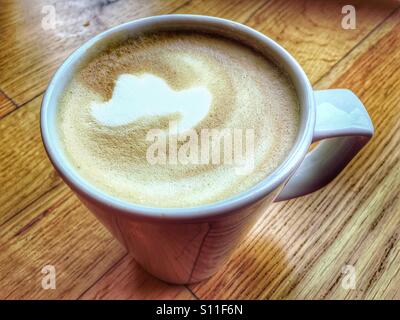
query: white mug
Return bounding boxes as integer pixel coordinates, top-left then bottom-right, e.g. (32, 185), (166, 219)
(41, 15), (374, 284)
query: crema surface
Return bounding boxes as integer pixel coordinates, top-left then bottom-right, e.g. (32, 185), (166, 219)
(57, 32), (300, 207)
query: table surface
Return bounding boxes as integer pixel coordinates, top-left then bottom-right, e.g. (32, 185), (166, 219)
(0, 0), (399, 300)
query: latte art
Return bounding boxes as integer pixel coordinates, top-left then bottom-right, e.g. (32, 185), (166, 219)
(91, 73), (212, 133)
(57, 31), (300, 207)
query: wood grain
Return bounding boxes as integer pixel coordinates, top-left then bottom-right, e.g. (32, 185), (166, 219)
(0, 91), (16, 119)
(190, 9), (400, 300)
(176, 0), (399, 83)
(0, 0), (399, 300)
(80, 256), (195, 300)
(0, 183), (125, 299)
(0, 96), (61, 226)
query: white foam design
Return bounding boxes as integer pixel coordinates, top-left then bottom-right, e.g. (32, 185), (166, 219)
(91, 73), (212, 133)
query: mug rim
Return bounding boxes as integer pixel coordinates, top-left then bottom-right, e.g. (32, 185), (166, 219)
(40, 14), (315, 221)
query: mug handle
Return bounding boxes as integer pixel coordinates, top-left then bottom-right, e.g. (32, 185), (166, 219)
(275, 89), (374, 201)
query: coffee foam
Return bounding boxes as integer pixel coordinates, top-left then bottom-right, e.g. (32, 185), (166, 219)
(57, 31), (300, 207)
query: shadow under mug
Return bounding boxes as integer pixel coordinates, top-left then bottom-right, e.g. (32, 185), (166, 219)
(40, 15), (374, 284)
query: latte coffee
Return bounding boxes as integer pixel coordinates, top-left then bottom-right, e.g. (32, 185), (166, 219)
(57, 31), (300, 207)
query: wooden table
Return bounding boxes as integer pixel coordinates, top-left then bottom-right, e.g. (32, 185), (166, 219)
(0, 0), (399, 300)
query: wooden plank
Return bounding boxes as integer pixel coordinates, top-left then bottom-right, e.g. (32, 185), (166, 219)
(0, 0), (188, 109)
(176, 0), (400, 83)
(315, 6), (400, 90)
(0, 183), (125, 299)
(80, 255), (195, 300)
(0, 95), (61, 226)
(0, 91), (16, 119)
(190, 10), (400, 300)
